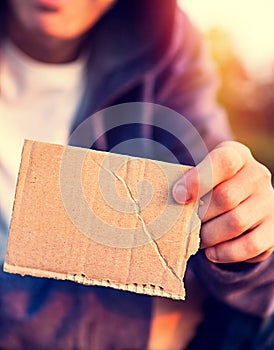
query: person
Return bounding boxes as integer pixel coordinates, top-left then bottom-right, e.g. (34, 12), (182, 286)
(0, 0), (273, 349)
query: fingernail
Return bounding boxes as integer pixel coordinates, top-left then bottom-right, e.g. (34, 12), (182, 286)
(206, 248), (218, 262)
(173, 184), (191, 204)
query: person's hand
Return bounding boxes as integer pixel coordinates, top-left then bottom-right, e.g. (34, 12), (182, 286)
(173, 141), (274, 264)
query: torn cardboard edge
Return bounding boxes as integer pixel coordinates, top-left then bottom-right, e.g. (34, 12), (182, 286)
(3, 264), (195, 300)
(4, 139), (201, 300)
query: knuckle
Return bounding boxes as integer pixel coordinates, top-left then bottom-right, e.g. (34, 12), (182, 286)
(249, 161), (272, 190)
(232, 141), (252, 157)
(214, 185), (237, 211)
(200, 224), (214, 247)
(218, 141), (251, 155)
(221, 148), (241, 175)
(244, 233), (264, 256)
(257, 162), (272, 181)
(236, 142), (252, 156)
(217, 141), (251, 172)
(227, 209), (246, 232)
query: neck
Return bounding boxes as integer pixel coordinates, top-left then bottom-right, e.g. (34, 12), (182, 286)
(6, 20), (87, 64)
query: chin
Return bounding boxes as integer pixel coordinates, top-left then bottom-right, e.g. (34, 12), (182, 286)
(33, 15), (94, 41)
(33, 22), (83, 41)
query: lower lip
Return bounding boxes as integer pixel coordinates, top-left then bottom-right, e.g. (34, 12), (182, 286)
(33, 0), (68, 11)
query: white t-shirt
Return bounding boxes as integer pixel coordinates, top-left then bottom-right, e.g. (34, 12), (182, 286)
(0, 40), (86, 260)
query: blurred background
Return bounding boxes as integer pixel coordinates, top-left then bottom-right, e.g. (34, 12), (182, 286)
(179, 0), (274, 180)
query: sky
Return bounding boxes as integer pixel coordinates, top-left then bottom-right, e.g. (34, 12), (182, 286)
(179, 0), (274, 80)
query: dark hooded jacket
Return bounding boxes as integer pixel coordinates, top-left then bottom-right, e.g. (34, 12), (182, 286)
(0, 1), (273, 349)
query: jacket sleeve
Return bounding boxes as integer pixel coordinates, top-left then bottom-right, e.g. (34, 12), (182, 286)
(191, 251), (274, 317)
(154, 9), (233, 153)
(153, 7), (274, 318)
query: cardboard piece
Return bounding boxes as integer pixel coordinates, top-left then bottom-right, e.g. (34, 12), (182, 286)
(4, 140), (200, 300)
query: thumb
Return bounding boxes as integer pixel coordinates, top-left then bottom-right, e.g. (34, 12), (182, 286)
(172, 141), (244, 204)
(172, 167), (200, 204)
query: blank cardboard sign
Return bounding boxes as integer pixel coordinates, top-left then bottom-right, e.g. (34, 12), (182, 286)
(4, 140), (200, 300)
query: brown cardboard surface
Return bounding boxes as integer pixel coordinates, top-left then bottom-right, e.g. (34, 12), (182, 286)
(4, 140), (200, 300)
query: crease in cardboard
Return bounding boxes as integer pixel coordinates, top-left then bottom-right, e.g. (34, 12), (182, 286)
(94, 158), (140, 213)
(95, 159), (183, 285)
(136, 213), (183, 284)
(4, 140), (201, 300)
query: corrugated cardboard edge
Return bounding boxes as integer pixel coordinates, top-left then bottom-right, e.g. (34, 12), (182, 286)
(5, 263), (182, 298)
(4, 213), (200, 300)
